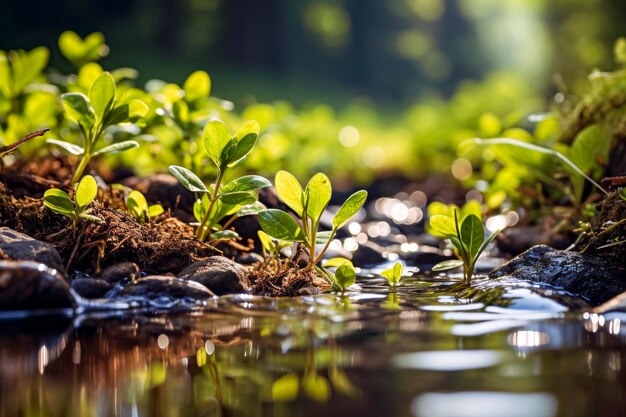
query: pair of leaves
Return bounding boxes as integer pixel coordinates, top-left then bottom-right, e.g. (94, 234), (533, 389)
(127, 190), (164, 222)
(204, 119), (259, 169)
(381, 262), (403, 286)
(272, 373), (330, 403)
(427, 200), (482, 238)
(322, 258), (356, 291)
(43, 175), (101, 222)
(275, 170), (332, 223)
(58, 31), (108, 67)
(0, 47), (49, 98)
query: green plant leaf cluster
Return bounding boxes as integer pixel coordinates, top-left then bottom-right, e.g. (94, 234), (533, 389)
(381, 262), (403, 287)
(43, 175), (102, 227)
(58, 31), (108, 68)
(169, 119), (270, 242)
(258, 170), (366, 290)
(126, 190), (164, 222)
(427, 203), (498, 283)
(48, 71), (148, 183)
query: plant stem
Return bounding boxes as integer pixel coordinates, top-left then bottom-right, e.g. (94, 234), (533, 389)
(197, 169), (224, 241)
(312, 228), (337, 265)
(71, 154), (91, 184)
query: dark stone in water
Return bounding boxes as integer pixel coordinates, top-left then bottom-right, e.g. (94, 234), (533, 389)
(0, 261), (75, 310)
(497, 225), (572, 256)
(71, 278), (112, 299)
(0, 227), (68, 279)
(489, 245), (626, 306)
(237, 252), (264, 265)
(98, 262), (140, 284)
(120, 275), (216, 299)
(177, 256), (248, 295)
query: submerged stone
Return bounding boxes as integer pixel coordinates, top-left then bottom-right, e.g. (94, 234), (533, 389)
(98, 262), (141, 284)
(0, 261), (75, 310)
(177, 256), (248, 295)
(120, 275), (216, 299)
(489, 245), (626, 306)
(0, 227), (68, 279)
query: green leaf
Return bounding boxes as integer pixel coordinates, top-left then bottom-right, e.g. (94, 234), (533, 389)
(194, 194), (209, 223)
(211, 230), (238, 240)
(429, 215), (457, 238)
(316, 230), (332, 244)
(221, 175), (271, 193)
(618, 187), (626, 201)
(75, 175), (98, 209)
(127, 190), (148, 219)
(305, 173), (332, 222)
(258, 230), (275, 253)
(227, 120), (259, 165)
(204, 119), (232, 167)
(168, 165), (208, 193)
(323, 257), (354, 268)
(46, 139), (84, 155)
(335, 264), (356, 291)
(432, 259), (464, 272)
(460, 214), (484, 261)
(220, 190), (256, 206)
(147, 204), (164, 218)
(272, 374), (299, 402)
(302, 374), (330, 403)
(236, 202), (265, 217)
(43, 188), (74, 217)
(61, 92), (95, 130)
(183, 70), (211, 101)
(93, 140), (139, 157)
(333, 190), (367, 229)
(88, 71), (115, 121)
(79, 213), (102, 223)
(258, 209), (305, 242)
(104, 100), (148, 126)
(12, 47), (49, 92)
(275, 170), (304, 216)
(381, 262), (403, 286)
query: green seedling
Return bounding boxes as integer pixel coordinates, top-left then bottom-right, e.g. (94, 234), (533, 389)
(48, 71), (148, 183)
(381, 262), (403, 287)
(427, 202), (498, 283)
(319, 258), (356, 292)
(126, 190), (164, 222)
(169, 119), (271, 242)
(258, 170), (366, 289)
(43, 175), (101, 234)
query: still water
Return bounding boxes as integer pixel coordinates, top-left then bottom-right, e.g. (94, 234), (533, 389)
(1, 272), (625, 417)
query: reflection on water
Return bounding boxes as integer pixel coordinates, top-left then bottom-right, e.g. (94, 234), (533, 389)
(1, 273), (626, 417)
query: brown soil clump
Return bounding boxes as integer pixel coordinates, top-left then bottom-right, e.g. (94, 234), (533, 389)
(247, 257), (329, 296)
(581, 191), (626, 264)
(0, 182), (219, 274)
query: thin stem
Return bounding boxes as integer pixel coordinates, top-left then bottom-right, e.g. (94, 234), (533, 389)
(197, 169), (224, 241)
(313, 228), (337, 265)
(71, 154), (91, 184)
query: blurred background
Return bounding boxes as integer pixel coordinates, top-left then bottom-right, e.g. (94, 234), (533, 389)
(1, 0), (625, 195)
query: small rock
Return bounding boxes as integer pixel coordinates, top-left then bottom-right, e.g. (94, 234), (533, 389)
(0, 227), (68, 279)
(98, 262), (140, 284)
(489, 245), (626, 306)
(351, 241), (386, 267)
(497, 225), (572, 256)
(0, 261), (75, 310)
(71, 278), (112, 299)
(120, 275), (216, 299)
(237, 252), (264, 265)
(177, 256), (248, 295)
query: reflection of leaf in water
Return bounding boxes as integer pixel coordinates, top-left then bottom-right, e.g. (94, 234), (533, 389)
(330, 369), (360, 398)
(302, 373), (330, 402)
(272, 373), (299, 402)
(146, 362), (167, 388)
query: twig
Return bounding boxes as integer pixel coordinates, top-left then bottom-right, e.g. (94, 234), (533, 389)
(0, 129), (50, 158)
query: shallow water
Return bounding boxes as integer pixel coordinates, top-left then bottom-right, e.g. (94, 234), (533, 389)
(1, 272), (625, 417)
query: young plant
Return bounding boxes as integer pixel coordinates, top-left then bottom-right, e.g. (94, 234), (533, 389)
(43, 175), (101, 234)
(257, 170), (367, 289)
(427, 202), (498, 283)
(169, 119), (271, 242)
(126, 190), (164, 223)
(47, 71), (148, 183)
(320, 258), (356, 292)
(381, 262), (403, 287)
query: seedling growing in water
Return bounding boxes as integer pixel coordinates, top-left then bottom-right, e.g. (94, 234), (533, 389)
(320, 258), (357, 292)
(126, 190), (164, 223)
(427, 202), (498, 283)
(169, 119), (271, 242)
(43, 175), (102, 234)
(381, 262), (403, 287)
(47, 71), (148, 183)
(258, 170), (367, 289)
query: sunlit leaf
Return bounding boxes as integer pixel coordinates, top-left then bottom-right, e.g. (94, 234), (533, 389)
(127, 190), (148, 219)
(46, 139), (84, 156)
(147, 204), (164, 218)
(43, 188), (74, 217)
(183, 70), (211, 101)
(75, 175), (98, 209)
(460, 214), (484, 261)
(335, 264), (356, 291)
(222, 175), (271, 193)
(275, 170), (304, 216)
(432, 259), (464, 272)
(204, 119), (231, 167)
(220, 190), (256, 206)
(429, 214), (456, 238)
(92, 140), (139, 156)
(88, 71), (115, 121)
(258, 209), (305, 242)
(168, 165), (208, 193)
(302, 374), (330, 403)
(211, 230), (238, 240)
(61, 92), (95, 130)
(305, 173), (332, 222)
(272, 374), (299, 402)
(333, 190), (367, 229)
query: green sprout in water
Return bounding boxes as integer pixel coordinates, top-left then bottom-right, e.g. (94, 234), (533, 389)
(427, 201), (499, 283)
(43, 174), (102, 235)
(381, 262), (403, 287)
(48, 71), (148, 183)
(169, 119), (271, 242)
(257, 170), (367, 291)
